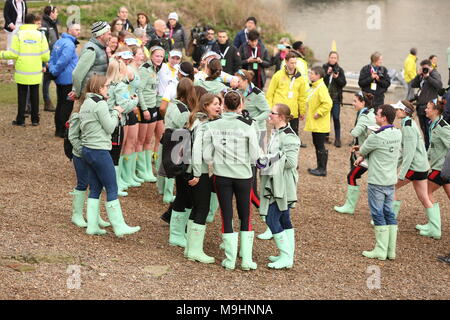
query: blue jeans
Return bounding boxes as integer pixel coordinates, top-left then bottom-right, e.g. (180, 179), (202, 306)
(266, 202), (293, 234)
(367, 184), (397, 226)
(82, 147), (118, 201)
(331, 101), (341, 140)
(73, 155), (88, 191)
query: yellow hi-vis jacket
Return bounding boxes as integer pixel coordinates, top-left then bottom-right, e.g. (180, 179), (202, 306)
(403, 53), (417, 84)
(304, 78), (333, 133)
(0, 24), (50, 85)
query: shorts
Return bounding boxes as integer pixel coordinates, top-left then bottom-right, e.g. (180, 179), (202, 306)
(405, 170), (428, 181)
(428, 170), (450, 186)
(156, 107), (164, 121)
(125, 111), (138, 126)
(138, 107), (158, 124)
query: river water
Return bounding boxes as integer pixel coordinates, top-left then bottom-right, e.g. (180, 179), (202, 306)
(281, 0), (450, 85)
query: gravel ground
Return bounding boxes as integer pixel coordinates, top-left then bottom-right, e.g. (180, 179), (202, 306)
(0, 95), (448, 300)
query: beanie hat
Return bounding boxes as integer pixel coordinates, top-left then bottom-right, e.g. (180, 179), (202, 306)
(91, 21), (111, 38)
(168, 12), (179, 21)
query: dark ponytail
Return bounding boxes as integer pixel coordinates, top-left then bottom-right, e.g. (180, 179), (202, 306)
(206, 59), (222, 81)
(224, 91), (242, 111)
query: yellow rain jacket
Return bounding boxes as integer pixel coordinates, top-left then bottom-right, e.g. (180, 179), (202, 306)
(403, 53), (417, 84)
(0, 24), (50, 85)
(304, 78), (332, 133)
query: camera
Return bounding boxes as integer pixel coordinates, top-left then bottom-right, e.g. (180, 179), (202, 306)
(191, 25), (209, 46)
(332, 65), (339, 74)
(422, 67), (430, 74)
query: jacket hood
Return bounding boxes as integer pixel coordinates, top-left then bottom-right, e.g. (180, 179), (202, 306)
(61, 33), (77, 43)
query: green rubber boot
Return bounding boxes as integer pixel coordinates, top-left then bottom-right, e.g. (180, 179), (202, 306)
(257, 216), (273, 240)
(96, 194), (111, 228)
(186, 223), (215, 264)
(115, 166), (128, 197)
(86, 198), (107, 235)
(135, 150), (149, 182)
(70, 189), (87, 228)
(144, 150), (157, 183)
(117, 156), (128, 191)
(392, 200), (402, 219)
(221, 232), (239, 270)
(121, 154), (141, 187)
(169, 210), (189, 247)
(268, 231), (293, 269)
(334, 185), (361, 215)
(269, 228), (295, 262)
(157, 175), (165, 195)
(362, 226), (389, 260)
(105, 199), (140, 237)
(240, 231), (257, 270)
(163, 178), (175, 204)
(419, 203), (441, 239)
(416, 203), (437, 232)
(206, 193), (219, 223)
(131, 152), (144, 186)
(387, 225), (398, 260)
(184, 219), (194, 257)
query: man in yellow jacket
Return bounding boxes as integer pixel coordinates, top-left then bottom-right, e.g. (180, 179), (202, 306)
(266, 52), (308, 147)
(304, 66), (332, 177)
(403, 48), (417, 101)
(0, 13), (50, 126)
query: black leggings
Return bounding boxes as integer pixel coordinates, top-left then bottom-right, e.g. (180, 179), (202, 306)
(173, 175), (193, 212)
(312, 132), (327, 152)
(347, 165), (367, 186)
(251, 166), (260, 209)
(214, 175), (252, 234)
(189, 173), (211, 225)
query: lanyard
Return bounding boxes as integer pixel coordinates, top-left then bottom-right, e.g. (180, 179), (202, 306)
(220, 46), (230, 59)
(251, 47), (258, 58)
(307, 82), (324, 102)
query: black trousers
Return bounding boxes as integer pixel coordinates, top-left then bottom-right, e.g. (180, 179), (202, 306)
(173, 175), (193, 212)
(312, 132), (327, 152)
(214, 175), (252, 234)
(17, 84), (39, 124)
(189, 173), (211, 225)
(289, 118), (299, 135)
(417, 112), (430, 150)
(54, 84), (74, 135)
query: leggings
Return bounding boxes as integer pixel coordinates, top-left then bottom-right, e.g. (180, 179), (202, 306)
(251, 166), (260, 209)
(73, 155), (88, 191)
(214, 175), (252, 234)
(172, 175), (193, 212)
(347, 165), (368, 186)
(266, 202), (293, 234)
(189, 173), (211, 225)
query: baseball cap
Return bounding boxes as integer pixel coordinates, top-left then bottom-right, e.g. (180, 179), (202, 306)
(169, 50), (182, 58)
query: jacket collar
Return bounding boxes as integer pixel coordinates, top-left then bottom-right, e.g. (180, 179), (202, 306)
(90, 37), (106, 49)
(19, 24), (37, 31)
(221, 112), (240, 120)
(311, 78), (324, 88)
(61, 33), (77, 43)
(86, 93), (104, 100)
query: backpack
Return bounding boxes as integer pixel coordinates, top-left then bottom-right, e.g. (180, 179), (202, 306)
(63, 121), (73, 160)
(161, 127), (192, 178)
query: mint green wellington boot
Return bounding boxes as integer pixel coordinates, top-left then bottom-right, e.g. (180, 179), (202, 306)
(144, 150), (157, 183)
(135, 151), (150, 182)
(186, 223), (215, 264)
(362, 226), (389, 260)
(121, 154), (141, 187)
(115, 166), (128, 197)
(184, 219), (194, 257)
(268, 231), (293, 269)
(240, 231), (257, 270)
(419, 203), (441, 239)
(96, 194), (111, 228)
(334, 185), (360, 214)
(257, 216), (273, 240)
(163, 178), (175, 204)
(86, 198), (107, 235)
(206, 193), (219, 223)
(131, 152), (145, 184)
(221, 232), (239, 270)
(169, 210), (189, 247)
(118, 156), (128, 191)
(157, 175), (165, 195)
(387, 225), (398, 260)
(105, 199), (140, 237)
(268, 228), (295, 263)
(70, 189), (87, 228)
(392, 200), (402, 219)
(416, 203), (438, 231)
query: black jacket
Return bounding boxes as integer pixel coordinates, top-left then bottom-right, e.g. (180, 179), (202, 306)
(213, 41), (241, 75)
(444, 89), (450, 123)
(3, 0), (27, 32)
(146, 30), (171, 53)
(239, 43), (271, 90)
(41, 14), (59, 50)
(192, 40), (219, 68)
(358, 64), (391, 107)
(411, 69), (443, 113)
(323, 63), (347, 103)
(123, 19), (134, 33)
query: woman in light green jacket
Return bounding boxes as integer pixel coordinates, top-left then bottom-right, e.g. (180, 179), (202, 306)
(194, 59), (227, 95)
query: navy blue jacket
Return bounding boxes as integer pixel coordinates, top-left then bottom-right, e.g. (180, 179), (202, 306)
(49, 33), (78, 85)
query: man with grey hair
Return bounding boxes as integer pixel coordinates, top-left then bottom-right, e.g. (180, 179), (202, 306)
(49, 23), (81, 137)
(69, 21), (111, 101)
(117, 6), (134, 32)
(146, 19), (170, 53)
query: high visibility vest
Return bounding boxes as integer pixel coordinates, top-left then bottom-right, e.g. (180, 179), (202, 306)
(0, 24), (50, 85)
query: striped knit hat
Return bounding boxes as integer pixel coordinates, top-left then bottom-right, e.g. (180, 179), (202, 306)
(91, 21), (111, 37)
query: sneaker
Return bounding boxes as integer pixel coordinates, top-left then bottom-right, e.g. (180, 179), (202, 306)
(12, 120), (25, 127)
